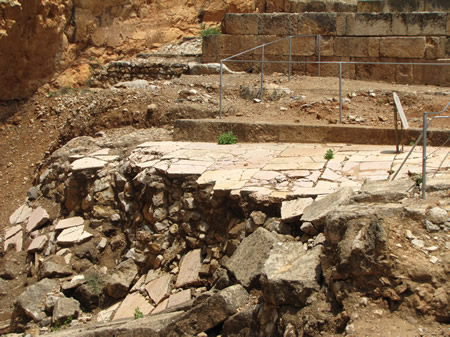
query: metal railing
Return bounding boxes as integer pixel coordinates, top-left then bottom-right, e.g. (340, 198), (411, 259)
(422, 103), (450, 199)
(218, 35), (450, 124)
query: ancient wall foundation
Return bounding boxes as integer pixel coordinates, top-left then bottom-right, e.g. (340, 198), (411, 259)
(202, 12), (450, 85)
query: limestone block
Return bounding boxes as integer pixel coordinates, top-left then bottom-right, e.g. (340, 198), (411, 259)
(355, 59), (396, 83)
(52, 297), (80, 325)
(175, 249), (203, 288)
(380, 37), (425, 58)
(369, 37), (380, 57)
(336, 13), (355, 36)
(396, 63), (414, 84)
(336, 37), (371, 57)
(319, 36), (335, 57)
(357, 0), (383, 13)
(258, 14), (293, 36)
(167, 289), (192, 309)
(224, 227), (278, 288)
(113, 292), (154, 320)
(412, 62), (450, 86)
(296, 13), (337, 35)
(291, 36), (316, 57)
(145, 274), (171, 305)
(26, 207), (50, 233)
(222, 14), (258, 35)
(354, 13), (393, 36)
(400, 13), (448, 36)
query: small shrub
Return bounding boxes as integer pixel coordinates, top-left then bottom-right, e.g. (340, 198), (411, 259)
(134, 307), (144, 319)
(218, 131), (237, 145)
(199, 23), (221, 37)
(85, 271), (105, 296)
(324, 149), (334, 160)
(413, 174), (423, 186)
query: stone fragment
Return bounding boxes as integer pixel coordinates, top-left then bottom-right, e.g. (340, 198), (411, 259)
(424, 219), (440, 233)
(61, 275), (85, 291)
(74, 283), (101, 311)
(301, 187), (354, 231)
(4, 230), (23, 252)
(152, 298), (169, 315)
(106, 259), (138, 299)
(167, 289), (192, 309)
(250, 211), (266, 226)
(39, 260), (73, 279)
(222, 306), (258, 337)
(5, 225), (22, 240)
(300, 222), (319, 236)
(71, 157), (107, 171)
(52, 297), (80, 324)
(175, 249), (202, 288)
(281, 198), (314, 221)
(56, 225), (92, 245)
(354, 180), (413, 202)
(426, 207), (448, 224)
(161, 285), (249, 336)
(10, 204), (32, 225)
(13, 278), (59, 323)
(412, 239), (425, 248)
(113, 292), (154, 320)
(145, 274), (171, 305)
(28, 235), (48, 253)
(26, 207), (50, 232)
(261, 243), (322, 307)
(55, 217), (85, 230)
(224, 227), (278, 288)
(97, 303), (120, 323)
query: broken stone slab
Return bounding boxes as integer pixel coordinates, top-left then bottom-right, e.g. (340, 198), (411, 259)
(145, 273), (171, 305)
(26, 207), (50, 233)
(13, 278), (60, 324)
(28, 235), (48, 253)
(301, 186), (354, 232)
(281, 197), (314, 221)
(224, 227), (278, 288)
(425, 176), (450, 192)
(222, 305), (259, 337)
(175, 249), (203, 288)
(261, 243), (323, 307)
(52, 297), (80, 325)
(55, 217), (85, 230)
(106, 259), (138, 299)
(152, 298), (169, 315)
(50, 311), (184, 337)
(9, 204), (32, 225)
(113, 292), (154, 321)
(70, 157), (108, 171)
(5, 224), (22, 240)
(161, 285), (249, 337)
(39, 260), (73, 280)
(167, 289), (192, 309)
(188, 62), (235, 75)
(97, 302), (120, 323)
(56, 225), (92, 245)
(4, 230), (23, 252)
(354, 180), (415, 203)
(61, 275), (86, 291)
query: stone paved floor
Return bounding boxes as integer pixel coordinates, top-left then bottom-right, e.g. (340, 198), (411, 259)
(124, 141), (450, 200)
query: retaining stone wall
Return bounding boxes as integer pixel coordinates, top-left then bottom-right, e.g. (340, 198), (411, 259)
(357, 0), (450, 13)
(202, 12), (450, 85)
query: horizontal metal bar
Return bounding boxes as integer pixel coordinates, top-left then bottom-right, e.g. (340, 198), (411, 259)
(423, 102), (450, 115)
(223, 35), (319, 61)
(222, 59), (450, 66)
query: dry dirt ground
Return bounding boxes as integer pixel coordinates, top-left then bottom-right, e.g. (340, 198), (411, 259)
(0, 73), (449, 336)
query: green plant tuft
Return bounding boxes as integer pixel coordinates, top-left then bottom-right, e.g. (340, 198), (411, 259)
(218, 131), (237, 145)
(199, 23), (221, 37)
(134, 307), (144, 319)
(85, 271), (105, 296)
(324, 149), (334, 160)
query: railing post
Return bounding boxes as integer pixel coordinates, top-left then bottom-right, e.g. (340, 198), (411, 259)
(288, 36), (292, 81)
(260, 45), (265, 100)
(422, 112), (427, 199)
(339, 62), (342, 124)
(317, 35), (321, 77)
(219, 60), (223, 119)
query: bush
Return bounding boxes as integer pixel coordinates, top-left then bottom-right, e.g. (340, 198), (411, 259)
(134, 307), (144, 319)
(218, 131), (237, 145)
(199, 23), (221, 37)
(324, 149), (334, 160)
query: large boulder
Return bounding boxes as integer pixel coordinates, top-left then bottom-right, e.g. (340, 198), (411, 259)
(39, 260), (73, 280)
(224, 227), (278, 288)
(105, 259), (138, 299)
(301, 187), (354, 232)
(161, 285), (249, 336)
(13, 278), (60, 324)
(261, 243), (323, 307)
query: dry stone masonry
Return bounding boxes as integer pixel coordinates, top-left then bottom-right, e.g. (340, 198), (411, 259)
(0, 129), (449, 335)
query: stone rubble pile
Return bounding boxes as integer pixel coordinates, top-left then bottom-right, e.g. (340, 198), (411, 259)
(1, 132), (449, 336)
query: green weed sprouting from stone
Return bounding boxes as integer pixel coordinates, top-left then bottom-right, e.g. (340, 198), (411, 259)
(218, 131), (237, 145)
(134, 307), (144, 319)
(199, 23), (221, 37)
(85, 271), (105, 296)
(324, 149), (334, 160)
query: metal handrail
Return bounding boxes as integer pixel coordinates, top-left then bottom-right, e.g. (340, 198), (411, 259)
(422, 102), (450, 199)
